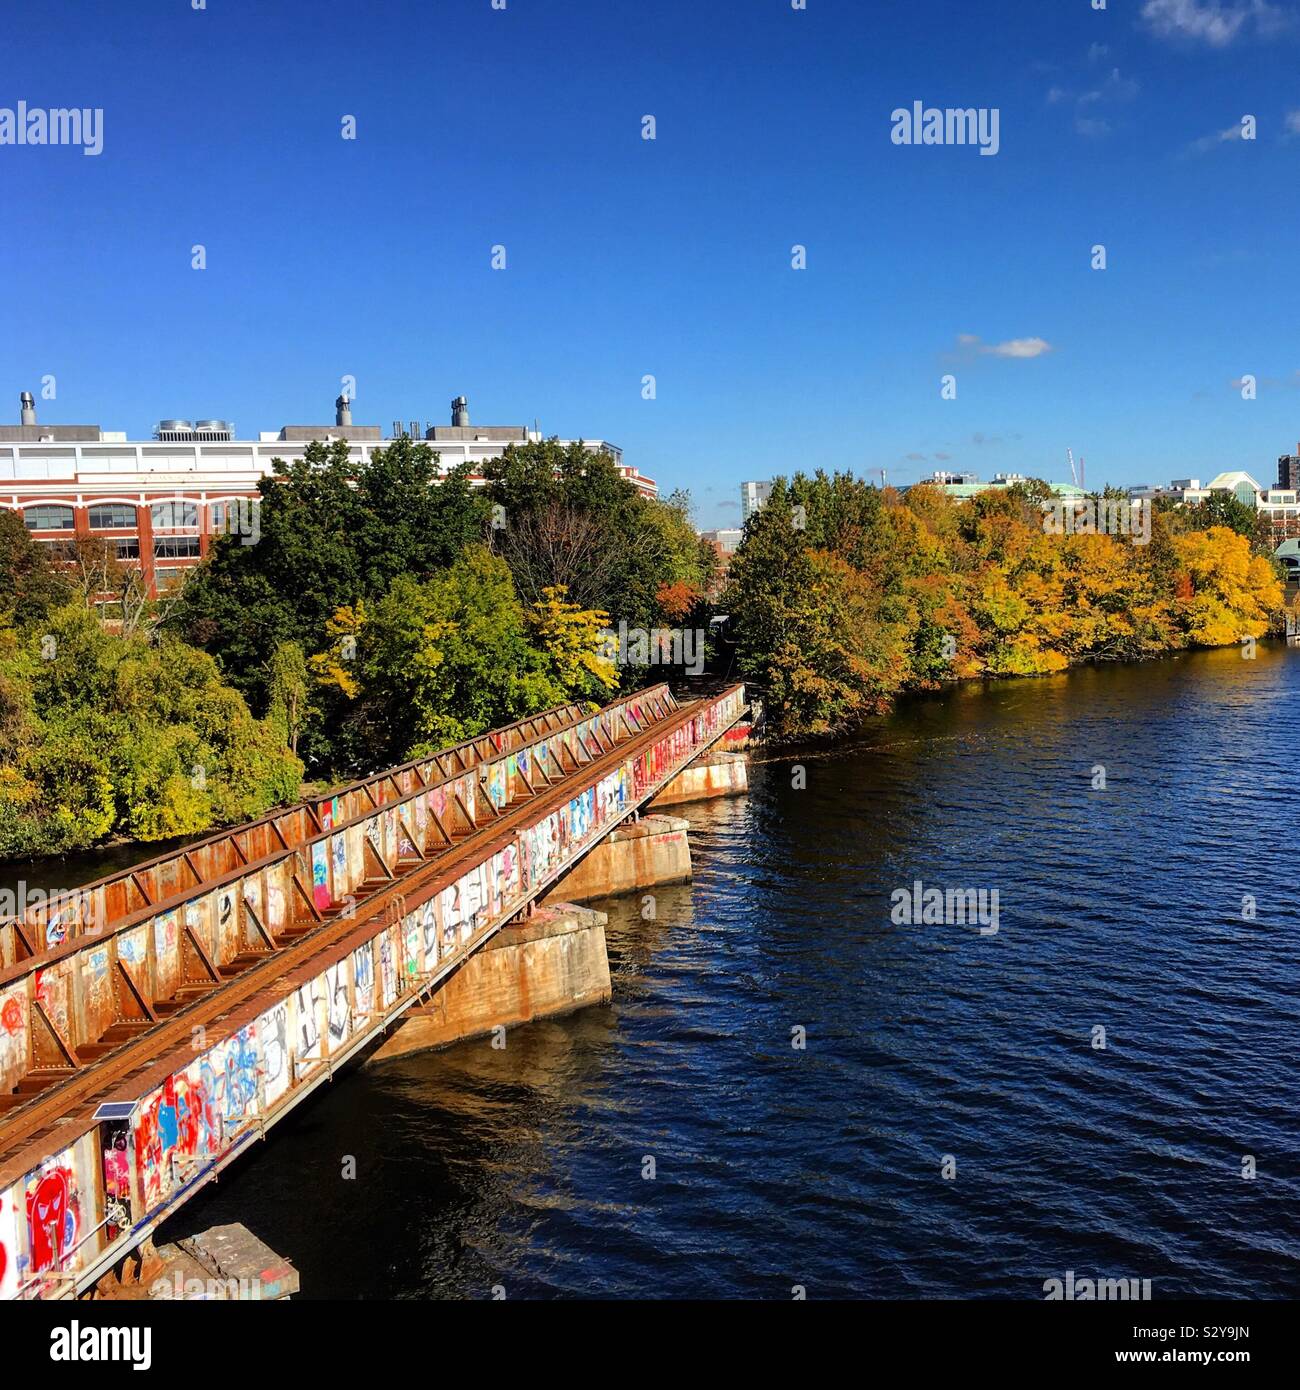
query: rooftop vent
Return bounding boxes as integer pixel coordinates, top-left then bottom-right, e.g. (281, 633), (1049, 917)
(155, 419), (233, 442)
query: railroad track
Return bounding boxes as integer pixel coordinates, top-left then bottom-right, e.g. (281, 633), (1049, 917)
(0, 691), (719, 1173)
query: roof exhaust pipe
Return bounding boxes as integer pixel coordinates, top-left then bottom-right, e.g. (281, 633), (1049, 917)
(20, 391), (36, 426)
(451, 395), (469, 428)
(335, 393), (352, 427)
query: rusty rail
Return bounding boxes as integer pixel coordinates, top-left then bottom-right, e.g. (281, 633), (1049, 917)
(0, 685), (674, 968)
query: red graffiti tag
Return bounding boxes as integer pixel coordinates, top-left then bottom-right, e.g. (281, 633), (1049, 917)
(26, 1169), (69, 1272)
(1, 996), (22, 1035)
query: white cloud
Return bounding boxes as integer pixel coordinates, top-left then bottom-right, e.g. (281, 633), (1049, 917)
(1186, 120), (1249, 152)
(1284, 108), (1300, 135)
(983, 337), (1053, 360)
(955, 335), (1053, 360)
(1140, 0), (1294, 47)
(1087, 42), (1111, 62)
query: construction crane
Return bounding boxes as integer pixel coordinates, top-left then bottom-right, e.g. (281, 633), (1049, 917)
(1067, 448), (1086, 492)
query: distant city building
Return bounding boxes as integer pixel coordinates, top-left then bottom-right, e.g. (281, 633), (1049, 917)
(1277, 449), (1300, 491)
(0, 392), (653, 598)
(740, 480), (771, 523)
(1128, 469), (1299, 549)
(701, 527), (743, 558)
(909, 470), (1085, 502)
(1276, 537), (1300, 582)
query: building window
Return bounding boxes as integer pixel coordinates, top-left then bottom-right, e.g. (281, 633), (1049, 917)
(150, 500), (198, 531)
(35, 537), (77, 559)
(23, 504), (75, 531)
(89, 503), (138, 529)
(112, 537), (141, 560)
(154, 535), (201, 560)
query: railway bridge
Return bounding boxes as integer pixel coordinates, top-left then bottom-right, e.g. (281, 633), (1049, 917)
(0, 682), (747, 1300)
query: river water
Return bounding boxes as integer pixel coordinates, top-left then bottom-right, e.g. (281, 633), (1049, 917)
(84, 645), (1300, 1296)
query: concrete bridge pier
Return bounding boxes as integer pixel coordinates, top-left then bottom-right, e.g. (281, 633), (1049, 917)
(371, 748), (751, 1065)
(369, 904), (613, 1063)
(648, 748), (749, 809)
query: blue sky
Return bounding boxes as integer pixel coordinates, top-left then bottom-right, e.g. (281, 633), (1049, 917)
(4, 0), (1300, 526)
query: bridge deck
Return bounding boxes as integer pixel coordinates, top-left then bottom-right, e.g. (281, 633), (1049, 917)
(0, 682), (746, 1300)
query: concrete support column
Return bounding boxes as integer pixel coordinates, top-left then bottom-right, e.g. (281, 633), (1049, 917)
(370, 904), (612, 1063)
(649, 749), (748, 809)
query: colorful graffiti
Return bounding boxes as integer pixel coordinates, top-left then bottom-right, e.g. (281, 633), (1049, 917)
(311, 841), (331, 911)
(0, 984), (29, 1096)
(2, 686), (743, 1298)
(132, 1085), (172, 1209)
(24, 1154), (79, 1276)
(0, 1182), (20, 1300)
(220, 1025), (259, 1123)
(402, 915), (421, 981)
(102, 1127), (131, 1240)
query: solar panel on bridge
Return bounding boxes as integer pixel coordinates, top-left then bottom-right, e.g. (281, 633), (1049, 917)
(91, 1102), (137, 1122)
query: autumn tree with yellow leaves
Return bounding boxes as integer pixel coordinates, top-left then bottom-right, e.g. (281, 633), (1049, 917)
(726, 473), (1287, 740)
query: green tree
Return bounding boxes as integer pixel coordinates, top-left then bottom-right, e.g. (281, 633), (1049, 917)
(1182, 490), (1260, 542)
(171, 438), (491, 716)
(0, 604), (301, 857)
(337, 548), (570, 762)
(0, 509), (71, 629)
(485, 440), (712, 633)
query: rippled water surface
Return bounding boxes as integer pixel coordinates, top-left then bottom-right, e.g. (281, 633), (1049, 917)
(166, 645), (1300, 1298)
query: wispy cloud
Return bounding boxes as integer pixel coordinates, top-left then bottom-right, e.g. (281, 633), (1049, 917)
(1140, 0), (1295, 47)
(1185, 119), (1251, 153)
(1284, 108), (1300, 136)
(955, 334), (1054, 360)
(1079, 69), (1141, 106)
(1047, 66), (1139, 138)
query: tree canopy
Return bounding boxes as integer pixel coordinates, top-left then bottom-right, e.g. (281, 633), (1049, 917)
(725, 473), (1285, 740)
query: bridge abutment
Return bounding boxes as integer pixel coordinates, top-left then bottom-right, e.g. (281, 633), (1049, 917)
(543, 813), (692, 903)
(370, 904), (612, 1063)
(648, 748), (749, 808)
